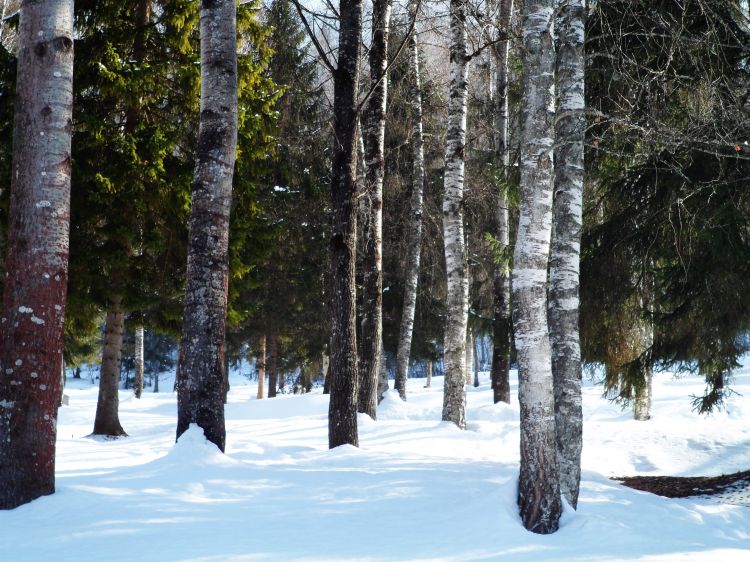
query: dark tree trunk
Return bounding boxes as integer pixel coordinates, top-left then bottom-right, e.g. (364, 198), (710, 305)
(93, 296), (128, 437)
(268, 334), (278, 398)
(513, 0), (561, 535)
(176, 0), (238, 452)
(0, 0), (75, 510)
(327, 0), (363, 449)
(549, 0), (585, 509)
(257, 335), (266, 400)
(74, 367), (81, 379)
(394, 0), (426, 401)
(491, 0), (514, 405)
(359, 0), (392, 420)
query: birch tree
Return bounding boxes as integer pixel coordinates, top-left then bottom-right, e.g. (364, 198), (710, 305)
(513, 0), (562, 534)
(176, 0), (238, 451)
(394, 0), (427, 401)
(359, 0), (392, 418)
(491, 0), (514, 405)
(441, 0), (470, 429)
(134, 325), (145, 399)
(549, 0), (584, 509)
(0, 0), (74, 509)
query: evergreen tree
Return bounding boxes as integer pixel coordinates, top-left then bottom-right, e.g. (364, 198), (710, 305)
(583, 0), (750, 413)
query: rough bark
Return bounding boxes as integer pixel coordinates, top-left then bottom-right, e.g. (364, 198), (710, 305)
(359, 0), (393, 420)
(93, 296), (127, 437)
(0, 0), (74, 510)
(491, 0), (514, 406)
(549, 0), (585, 509)
(328, 0), (363, 448)
(441, 0), (470, 430)
(176, 0), (238, 452)
(134, 324), (145, 399)
(394, 0), (426, 402)
(256, 335), (266, 400)
(268, 334), (279, 398)
(513, 0), (562, 534)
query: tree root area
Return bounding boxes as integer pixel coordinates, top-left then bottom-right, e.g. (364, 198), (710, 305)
(614, 470), (750, 499)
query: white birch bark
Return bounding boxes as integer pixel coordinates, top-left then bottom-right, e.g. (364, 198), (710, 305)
(134, 325), (145, 399)
(394, 0), (426, 401)
(441, 0), (470, 429)
(359, 0), (392, 419)
(549, 0), (584, 509)
(513, 0), (562, 534)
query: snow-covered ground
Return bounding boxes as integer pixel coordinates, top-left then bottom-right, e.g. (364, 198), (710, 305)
(2, 366), (750, 562)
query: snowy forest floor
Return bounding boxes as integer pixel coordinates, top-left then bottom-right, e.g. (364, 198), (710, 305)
(2, 366), (750, 562)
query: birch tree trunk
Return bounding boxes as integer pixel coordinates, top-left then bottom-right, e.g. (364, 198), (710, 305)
(549, 0), (585, 509)
(257, 335), (266, 400)
(128, 2), (149, 403)
(425, 360), (433, 388)
(0, 0), (74, 509)
(633, 305), (654, 421)
(441, 0), (470, 429)
(176, 0), (238, 452)
(513, 0), (561, 534)
(394, 0), (426, 402)
(358, 0), (392, 419)
(491, 0), (514, 405)
(93, 296), (127, 436)
(465, 329), (474, 385)
(134, 325), (145, 399)
(473, 336), (480, 387)
(328, 0), (363, 448)
(268, 334), (278, 398)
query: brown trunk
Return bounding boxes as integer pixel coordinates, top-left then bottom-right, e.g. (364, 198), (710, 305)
(268, 334), (279, 398)
(92, 296), (127, 437)
(257, 335), (267, 400)
(0, 0), (75, 510)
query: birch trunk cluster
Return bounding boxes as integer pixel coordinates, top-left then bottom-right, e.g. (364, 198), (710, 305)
(176, 0), (238, 452)
(394, 0), (427, 402)
(491, 0), (514, 405)
(513, 0), (562, 534)
(359, 0), (393, 419)
(327, 0), (363, 448)
(549, 0), (585, 509)
(0, 0), (75, 509)
(441, 0), (470, 430)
